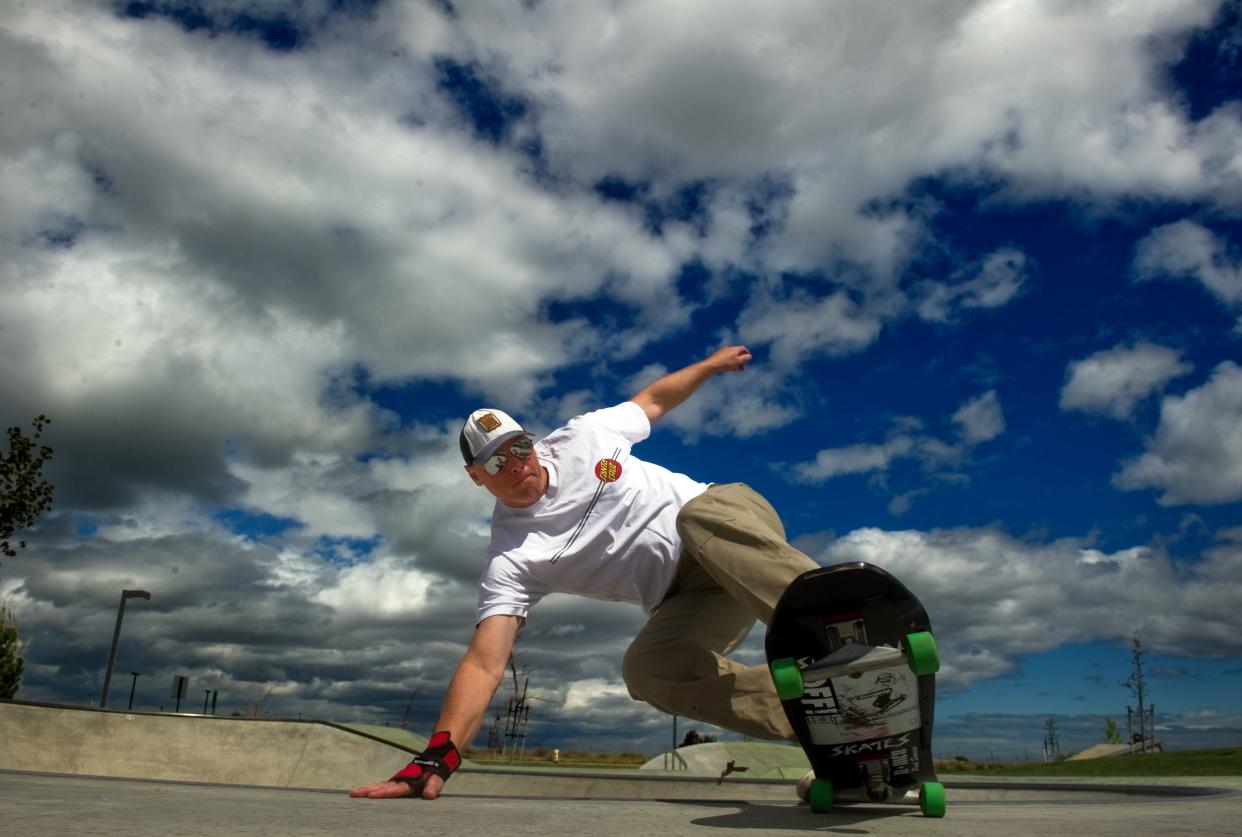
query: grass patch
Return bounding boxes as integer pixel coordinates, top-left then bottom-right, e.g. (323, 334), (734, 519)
(937, 747), (1242, 778)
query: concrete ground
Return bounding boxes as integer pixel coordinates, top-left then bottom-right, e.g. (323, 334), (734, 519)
(3, 771), (1240, 837)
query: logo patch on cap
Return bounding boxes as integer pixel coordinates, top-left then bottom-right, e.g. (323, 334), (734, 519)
(477, 412), (502, 432)
(595, 458), (622, 483)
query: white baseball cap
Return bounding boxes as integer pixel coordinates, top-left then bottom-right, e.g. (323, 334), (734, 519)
(458, 408), (531, 465)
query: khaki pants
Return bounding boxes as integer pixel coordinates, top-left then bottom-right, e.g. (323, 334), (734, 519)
(621, 483), (819, 740)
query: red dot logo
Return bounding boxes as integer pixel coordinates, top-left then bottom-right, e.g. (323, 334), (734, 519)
(595, 458), (622, 482)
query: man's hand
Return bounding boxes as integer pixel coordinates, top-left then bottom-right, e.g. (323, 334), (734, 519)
(350, 775), (446, 800)
(631, 345), (753, 424)
(705, 345), (752, 373)
(351, 731), (461, 800)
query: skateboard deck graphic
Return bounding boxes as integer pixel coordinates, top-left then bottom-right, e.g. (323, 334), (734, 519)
(766, 562), (945, 817)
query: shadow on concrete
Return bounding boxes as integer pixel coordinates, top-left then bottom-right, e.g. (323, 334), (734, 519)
(667, 800), (910, 831)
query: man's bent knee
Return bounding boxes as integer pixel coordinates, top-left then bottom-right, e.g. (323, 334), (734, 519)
(622, 639), (713, 707)
(621, 645), (667, 707)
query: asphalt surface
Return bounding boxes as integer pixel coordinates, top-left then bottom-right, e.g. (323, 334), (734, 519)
(3, 771), (1241, 837)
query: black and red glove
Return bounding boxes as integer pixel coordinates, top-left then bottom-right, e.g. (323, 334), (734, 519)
(389, 731), (462, 796)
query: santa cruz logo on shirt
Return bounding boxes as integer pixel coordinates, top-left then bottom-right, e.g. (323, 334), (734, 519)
(595, 458), (622, 482)
(551, 447), (623, 564)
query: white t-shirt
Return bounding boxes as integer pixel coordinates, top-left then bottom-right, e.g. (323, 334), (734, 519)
(476, 401), (708, 623)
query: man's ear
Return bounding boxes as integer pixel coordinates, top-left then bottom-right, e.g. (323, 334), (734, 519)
(465, 465), (484, 486)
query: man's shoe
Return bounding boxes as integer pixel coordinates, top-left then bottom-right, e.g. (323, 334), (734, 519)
(796, 769), (814, 803)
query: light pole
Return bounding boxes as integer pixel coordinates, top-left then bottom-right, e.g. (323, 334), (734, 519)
(128, 672), (140, 710)
(100, 589), (150, 708)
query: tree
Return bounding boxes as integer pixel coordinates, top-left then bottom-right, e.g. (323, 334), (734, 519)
(0, 416), (49, 700)
(1, 605), (23, 699)
(1122, 630), (1150, 751)
(2, 415), (55, 561)
(1104, 718), (1121, 744)
(1043, 718), (1060, 762)
(679, 729), (718, 748)
(399, 683), (422, 730)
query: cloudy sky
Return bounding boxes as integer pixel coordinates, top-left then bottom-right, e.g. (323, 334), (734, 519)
(2, 0), (1241, 762)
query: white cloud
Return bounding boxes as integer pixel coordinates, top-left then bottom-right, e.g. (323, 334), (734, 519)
(792, 391), (1004, 485)
(315, 555), (437, 621)
(1, 243), (384, 508)
(545, 623), (586, 638)
(3, 0), (1234, 466)
(230, 454), (380, 542)
(2, 1), (1237, 435)
(1060, 343), (1195, 420)
(562, 677), (634, 713)
(918, 249), (1030, 323)
(1114, 361), (1242, 505)
(738, 291), (883, 367)
(613, 355), (804, 439)
(0, 1), (693, 417)
(816, 525), (1242, 687)
(493, 0), (1237, 281)
(953, 390), (1005, 444)
(887, 490), (927, 517)
(665, 396), (802, 441)
(794, 437), (915, 483)
(627, 362), (803, 440)
(1134, 220), (1242, 307)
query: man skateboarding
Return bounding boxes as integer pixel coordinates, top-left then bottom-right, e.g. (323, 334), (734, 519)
(351, 345), (821, 800)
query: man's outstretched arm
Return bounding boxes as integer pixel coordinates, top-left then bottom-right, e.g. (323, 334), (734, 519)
(350, 614), (521, 800)
(630, 345), (752, 424)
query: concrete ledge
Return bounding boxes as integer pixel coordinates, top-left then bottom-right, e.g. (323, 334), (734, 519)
(0, 700), (418, 790)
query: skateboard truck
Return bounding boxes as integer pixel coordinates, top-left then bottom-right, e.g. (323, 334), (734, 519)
(858, 754), (890, 801)
(800, 642), (906, 682)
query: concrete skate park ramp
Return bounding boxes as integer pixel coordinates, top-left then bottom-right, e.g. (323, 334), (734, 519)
(1068, 740), (1163, 760)
(640, 741), (809, 778)
(0, 700), (426, 790)
(0, 700), (806, 801)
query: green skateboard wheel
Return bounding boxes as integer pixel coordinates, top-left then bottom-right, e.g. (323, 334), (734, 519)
(809, 778), (834, 813)
(769, 657), (804, 701)
(919, 781), (946, 817)
(905, 631), (940, 675)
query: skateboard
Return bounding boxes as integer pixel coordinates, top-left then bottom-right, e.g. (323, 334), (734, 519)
(765, 562), (945, 817)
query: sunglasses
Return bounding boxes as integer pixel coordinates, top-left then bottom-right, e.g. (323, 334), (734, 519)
(480, 437), (533, 476)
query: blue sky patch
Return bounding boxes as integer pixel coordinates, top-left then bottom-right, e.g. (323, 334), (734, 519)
(117, 2), (308, 51)
(434, 57), (529, 143)
(214, 508), (304, 540)
(1167, 1), (1242, 121)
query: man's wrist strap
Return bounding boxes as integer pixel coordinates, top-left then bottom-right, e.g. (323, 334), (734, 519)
(390, 731), (462, 788)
